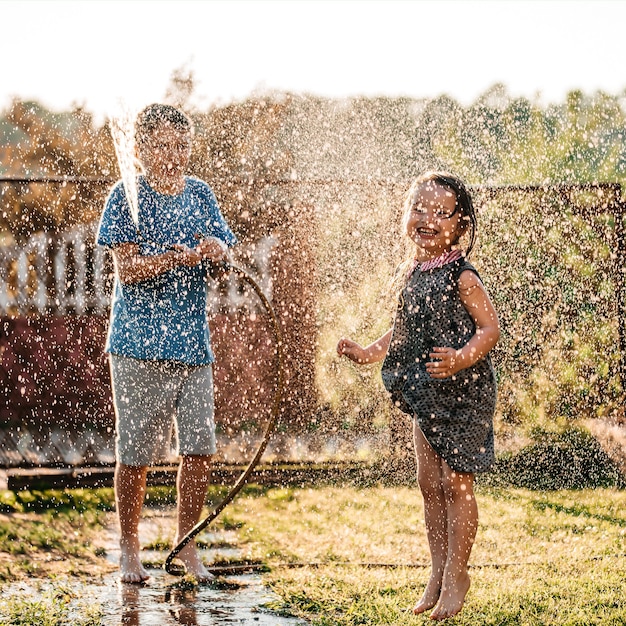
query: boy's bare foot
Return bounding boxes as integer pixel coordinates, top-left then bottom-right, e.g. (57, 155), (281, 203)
(176, 544), (215, 583)
(412, 574), (442, 614)
(429, 571), (470, 621)
(120, 551), (150, 584)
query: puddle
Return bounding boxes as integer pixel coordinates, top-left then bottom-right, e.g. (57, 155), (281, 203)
(1, 509), (308, 625)
(99, 568), (307, 625)
(95, 511), (309, 625)
(2, 570), (308, 625)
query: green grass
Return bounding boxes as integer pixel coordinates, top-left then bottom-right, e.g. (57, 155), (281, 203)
(0, 582), (103, 626)
(1, 483), (625, 624)
(0, 488), (115, 515)
(0, 488), (115, 583)
(214, 484), (626, 625)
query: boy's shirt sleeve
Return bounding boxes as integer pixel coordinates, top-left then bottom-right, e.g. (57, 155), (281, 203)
(96, 183), (140, 248)
(200, 184), (238, 247)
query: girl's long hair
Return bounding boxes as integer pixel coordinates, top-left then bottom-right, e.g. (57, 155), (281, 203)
(391, 172), (477, 294)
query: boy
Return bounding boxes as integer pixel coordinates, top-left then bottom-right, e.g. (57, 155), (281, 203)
(97, 104), (237, 583)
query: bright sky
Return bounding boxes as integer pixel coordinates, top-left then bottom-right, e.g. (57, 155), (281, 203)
(3, 0), (626, 123)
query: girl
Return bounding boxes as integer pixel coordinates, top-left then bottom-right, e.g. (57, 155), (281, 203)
(337, 172), (499, 621)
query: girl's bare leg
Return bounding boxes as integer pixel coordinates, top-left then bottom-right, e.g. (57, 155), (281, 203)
(429, 463), (477, 621)
(175, 455), (213, 581)
(412, 424), (448, 615)
(115, 463), (150, 583)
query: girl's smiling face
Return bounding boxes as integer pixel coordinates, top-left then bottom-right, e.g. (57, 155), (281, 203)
(406, 181), (465, 260)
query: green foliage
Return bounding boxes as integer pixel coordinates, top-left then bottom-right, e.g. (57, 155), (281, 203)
(433, 86), (626, 187)
(474, 187), (623, 431)
(295, 86), (626, 438)
(0, 99), (116, 240)
(492, 428), (625, 490)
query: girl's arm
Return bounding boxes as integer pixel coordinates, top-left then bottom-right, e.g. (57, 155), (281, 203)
(112, 242), (206, 285)
(426, 270), (500, 379)
(337, 329), (393, 365)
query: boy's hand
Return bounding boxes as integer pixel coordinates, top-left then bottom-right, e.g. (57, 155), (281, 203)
(171, 244), (204, 266)
(426, 346), (465, 378)
(194, 234), (228, 263)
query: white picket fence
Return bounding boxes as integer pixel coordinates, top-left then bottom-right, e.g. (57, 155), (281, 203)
(0, 224), (277, 317)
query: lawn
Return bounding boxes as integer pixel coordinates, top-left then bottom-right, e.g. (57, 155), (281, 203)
(216, 483), (626, 625)
(0, 483), (625, 625)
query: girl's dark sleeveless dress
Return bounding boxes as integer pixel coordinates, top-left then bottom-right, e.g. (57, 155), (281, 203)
(381, 258), (496, 473)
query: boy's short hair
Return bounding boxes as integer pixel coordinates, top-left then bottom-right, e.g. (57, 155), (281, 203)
(135, 104), (192, 145)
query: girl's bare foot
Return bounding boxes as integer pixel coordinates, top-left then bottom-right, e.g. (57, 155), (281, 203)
(120, 550), (150, 584)
(429, 571), (470, 621)
(413, 574), (442, 614)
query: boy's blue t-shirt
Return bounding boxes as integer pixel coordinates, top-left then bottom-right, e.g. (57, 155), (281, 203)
(96, 176), (238, 365)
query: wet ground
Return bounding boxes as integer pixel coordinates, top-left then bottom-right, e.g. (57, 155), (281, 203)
(98, 510), (308, 625)
(3, 570), (309, 625)
(3, 508), (309, 626)
(99, 568), (307, 625)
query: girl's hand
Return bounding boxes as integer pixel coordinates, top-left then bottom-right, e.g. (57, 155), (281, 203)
(337, 338), (367, 364)
(426, 346), (464, 378)
(337, 330), (392, 365)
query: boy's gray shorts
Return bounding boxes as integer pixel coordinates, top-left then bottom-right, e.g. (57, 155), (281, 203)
(109, 354), (217, 466)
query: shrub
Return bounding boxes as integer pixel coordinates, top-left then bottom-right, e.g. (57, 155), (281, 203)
(492, 427), (625, 490)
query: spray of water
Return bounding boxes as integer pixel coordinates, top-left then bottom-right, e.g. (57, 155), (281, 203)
(109, 104), (139, 225)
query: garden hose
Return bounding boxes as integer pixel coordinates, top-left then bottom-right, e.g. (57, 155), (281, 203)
(165, 261), (284, 576)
